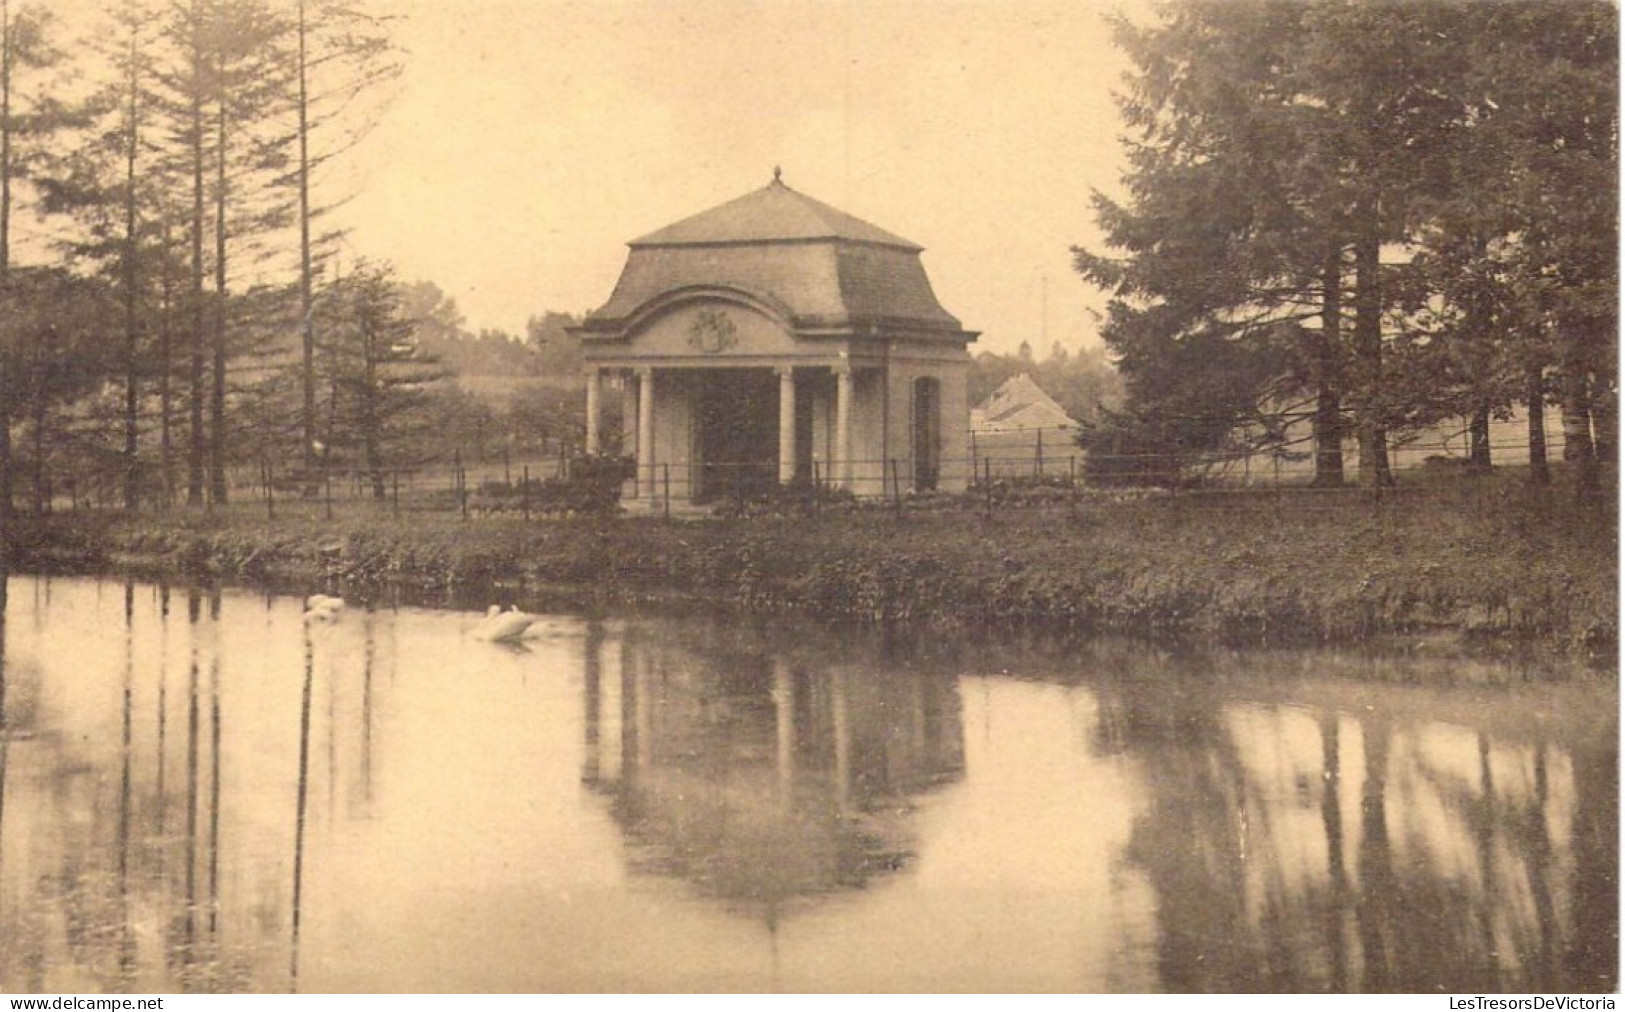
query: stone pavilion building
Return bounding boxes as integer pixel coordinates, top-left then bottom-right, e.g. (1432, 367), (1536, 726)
(574, 173), (977, 506)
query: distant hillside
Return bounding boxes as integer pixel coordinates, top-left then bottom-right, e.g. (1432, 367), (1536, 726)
(416, 330), (546, 381)
(398, 278), (585, 400)
(455, 374), (578, 400)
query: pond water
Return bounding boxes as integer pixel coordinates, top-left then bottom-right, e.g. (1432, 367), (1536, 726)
(0, 575), (1615, 993)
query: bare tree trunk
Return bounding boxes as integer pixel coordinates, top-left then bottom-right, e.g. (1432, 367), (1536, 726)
(363, 316), (384, 499)
(187, 59), (205, 508)
(1353, 227), (1393, 488)
(1560, 348), (1596, 496)
(159, 224), (174, 505)
(1527, 365), (1549, 487)
(0, 0), (12, 523)
(0, 374), (9, 521)
(297, 0), (317, 490)
(0, 361), (10, 523)
(1468, 402), (1491, 474)
(121, 22), (141, 511)
(1590, 370), (1615, 480)
(0, 0), (8, 285)
(209, 94), (227, 505)
(1313, 250), (1345, 487)
(30, 363), (43, 515)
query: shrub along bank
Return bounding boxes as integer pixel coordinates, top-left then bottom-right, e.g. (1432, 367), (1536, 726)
(3, 494), (1615, 661)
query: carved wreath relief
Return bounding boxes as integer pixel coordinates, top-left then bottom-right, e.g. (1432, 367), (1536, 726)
(687, 308), (739, 354)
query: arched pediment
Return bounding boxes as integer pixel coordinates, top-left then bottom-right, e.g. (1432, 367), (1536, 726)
(622, 288), (801, 358)
(621, 284), (794, 333)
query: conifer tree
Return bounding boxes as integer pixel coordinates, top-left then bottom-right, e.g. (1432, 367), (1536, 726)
(0, 0), (70, 516)
(315, 260), (441, 497)
(289, 0), (400, 486)
(1078, 1), (1615, 494)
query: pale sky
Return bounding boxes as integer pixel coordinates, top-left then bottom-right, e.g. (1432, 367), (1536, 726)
(32, 0), (1148, 356)
(330, 0), (1145, 354)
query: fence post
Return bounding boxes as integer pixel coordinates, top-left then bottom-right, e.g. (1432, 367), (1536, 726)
(264, 459), (275, 520)
(522, 465), (531, 521)
(392, 469), (400, 517)
(504, 447), (511, 487)
(983, 457), (992, 518)
(454, 449), (465, 520)
(663, 463), (671, 521)
(1069, 455), (1077, 519)
(812, 460), (822, 516)
(325, 472), (333, 521)
(970, 430), (978, 487)
(889, 458), (901, 516)
(1035, 428), (1043, 478)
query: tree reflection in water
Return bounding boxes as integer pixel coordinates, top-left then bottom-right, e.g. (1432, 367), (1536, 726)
(0, 579), (1612, 993)
(1094, 659), (1617, 993)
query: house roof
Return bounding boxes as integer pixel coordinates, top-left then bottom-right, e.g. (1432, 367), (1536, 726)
(583, 175), (971, 339)
(970, 373), (1078, 431)
(631, 176), (921, 251)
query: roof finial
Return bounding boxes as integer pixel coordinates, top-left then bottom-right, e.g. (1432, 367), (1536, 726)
(772, 165), (783, 185)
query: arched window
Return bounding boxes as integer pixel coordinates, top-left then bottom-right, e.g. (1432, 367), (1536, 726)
(913, 377), (941, 491)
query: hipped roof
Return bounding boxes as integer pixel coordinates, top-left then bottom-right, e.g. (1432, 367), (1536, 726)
(632, 178), (921, 250)
(583, 177), (970, 338)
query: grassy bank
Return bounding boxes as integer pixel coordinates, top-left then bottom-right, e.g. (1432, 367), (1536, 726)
(4, 490), (1616, 661)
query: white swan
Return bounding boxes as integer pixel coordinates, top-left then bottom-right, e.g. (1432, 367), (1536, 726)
(473, 604), (536, 643)
(303, 593), (345, 623)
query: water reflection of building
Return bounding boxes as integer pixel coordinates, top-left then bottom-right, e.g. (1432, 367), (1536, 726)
(581, 618), (965, 912)
(3, 577), (1613, 994)
(1095, 674), (1618, 993)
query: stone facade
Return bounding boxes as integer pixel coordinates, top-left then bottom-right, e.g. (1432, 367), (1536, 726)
(574, 175), (977, 505)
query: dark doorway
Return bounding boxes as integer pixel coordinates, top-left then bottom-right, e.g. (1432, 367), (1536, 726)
(913, 377), (941, 491)
(696, 369), (778, 502)
(794, 371), (823, 484)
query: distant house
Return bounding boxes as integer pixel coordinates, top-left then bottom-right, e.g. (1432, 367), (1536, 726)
(573, 174), (978, 505)
(969, 373), (1082, 479)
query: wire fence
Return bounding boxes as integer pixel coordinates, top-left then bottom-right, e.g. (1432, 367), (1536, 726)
(611, 440), (1610, 520)
(6, 425), (1613, 521)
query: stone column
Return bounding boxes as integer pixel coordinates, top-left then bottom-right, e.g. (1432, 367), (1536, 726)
(835, 365), (853, 490)
(778, 367), (797, 485)
(584, 367), (602, 455)
(636, 367), (656, 498)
